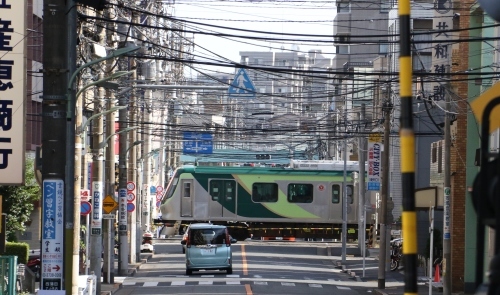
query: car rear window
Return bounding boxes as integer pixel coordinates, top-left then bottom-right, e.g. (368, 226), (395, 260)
(190, 228), (226, 245)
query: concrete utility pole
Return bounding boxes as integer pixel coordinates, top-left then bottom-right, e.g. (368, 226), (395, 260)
(358, 104), (366, 253)
(42, 0), (68, 292)
(66, 0), (77, 293)
(118, 85), (129, 275)
(341, 106), (348, 263)
(103, 62), (116, 285)
(443, 73), (451, 295)
(90, 71), (105, 294)
(128, 55), (138, 264)
(378, 100), (392, 289)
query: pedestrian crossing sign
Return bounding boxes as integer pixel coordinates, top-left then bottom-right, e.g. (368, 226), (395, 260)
(228, 68), (256, 99)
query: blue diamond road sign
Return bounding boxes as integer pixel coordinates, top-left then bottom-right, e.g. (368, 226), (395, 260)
(228, 68), (256, 99)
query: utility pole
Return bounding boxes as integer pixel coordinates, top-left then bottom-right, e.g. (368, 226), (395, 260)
(118, 85), (129, 275)
(128, 55), (138, 264)
(358, 104), (366, 250)
(42, 0), (68, 292)
(341, 106), (348, 263)
(90, 71), (105, 294)
(378, 100), (392, 289)
(143, 90), (153, 233)
(443, 72), (451, 295)
(66, 0), (77, 293)
(103, 64), (116, 285)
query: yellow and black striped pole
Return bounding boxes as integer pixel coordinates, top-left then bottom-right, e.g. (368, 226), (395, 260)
(399, 0), (418, 294)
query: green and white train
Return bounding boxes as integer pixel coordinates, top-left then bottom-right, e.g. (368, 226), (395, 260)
(158, 160), (363, 240)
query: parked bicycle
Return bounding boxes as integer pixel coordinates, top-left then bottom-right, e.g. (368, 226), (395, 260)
(390, 238), (403, 271)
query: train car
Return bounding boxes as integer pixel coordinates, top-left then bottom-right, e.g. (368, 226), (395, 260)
(157, 163), (361, 240)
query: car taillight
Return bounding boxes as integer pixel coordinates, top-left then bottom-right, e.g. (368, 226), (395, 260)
(186, 233), (191, 248)
(225, 229), (230, 247)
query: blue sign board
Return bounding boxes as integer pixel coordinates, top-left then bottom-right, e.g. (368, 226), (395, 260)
(228, 68), (256, 99)
(367, 182), (380, 191)
(183, 132), (213, 154)
(41, 179), (64, 289)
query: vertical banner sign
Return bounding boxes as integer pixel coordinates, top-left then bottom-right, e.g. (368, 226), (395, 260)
(429, 1), (454, 123)
(443, 187), (451, 239)
(0, 0), (27, 185)
(118, 188), (127, 231)
(91, 181), (103, 235)
(41, 180), (64, 290)
(367, 133), (382, 191)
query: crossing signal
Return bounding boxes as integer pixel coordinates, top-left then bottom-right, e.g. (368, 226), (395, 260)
(256, 154), (271, 160)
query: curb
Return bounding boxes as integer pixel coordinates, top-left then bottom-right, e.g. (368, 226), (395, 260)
(100, 253), (153, 295)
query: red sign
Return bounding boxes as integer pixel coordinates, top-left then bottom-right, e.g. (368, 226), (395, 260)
(81, 201), (92, 216)
(80, 190), (90, 202)
(126, 181), (136, 191)
(127, 192), (135, 203)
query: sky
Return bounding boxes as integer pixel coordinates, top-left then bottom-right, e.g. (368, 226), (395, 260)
(172, 0), (338, 77)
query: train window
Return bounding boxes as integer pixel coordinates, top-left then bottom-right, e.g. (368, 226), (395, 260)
(225, 181), (235, 201)
(183, 182), (191, 198)
(287, 183), (313, 203)
(251, 183), (278, 203)
(332, 184), (340, 203)
(162, 177), (178, 202)
(347, 184), (354, 204)
(210, 180), (220, 201)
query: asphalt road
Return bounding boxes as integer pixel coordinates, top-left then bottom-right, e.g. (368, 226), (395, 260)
(110, 240), (397, 295)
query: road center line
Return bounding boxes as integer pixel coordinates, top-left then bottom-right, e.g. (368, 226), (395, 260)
(242, 244), (248, 276)
(245, 284), (253, 295)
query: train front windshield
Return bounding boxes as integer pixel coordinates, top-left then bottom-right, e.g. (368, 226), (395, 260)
(162, 169), (180, 201)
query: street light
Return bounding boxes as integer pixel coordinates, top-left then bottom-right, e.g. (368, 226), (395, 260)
(98, 127), (140, 149)
(77, 106), (127, 137)
(65, 45), (140, 294)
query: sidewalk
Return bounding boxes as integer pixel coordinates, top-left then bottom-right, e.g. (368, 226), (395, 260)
(100, 253), (153, 295)
(333, 249), (444, 295)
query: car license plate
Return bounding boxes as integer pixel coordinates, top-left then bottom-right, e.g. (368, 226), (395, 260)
(201, 248), (215, 255)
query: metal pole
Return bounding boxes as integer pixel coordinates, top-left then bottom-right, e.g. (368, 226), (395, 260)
(378, 100), (392, 289)
(342, 106), (347, 263)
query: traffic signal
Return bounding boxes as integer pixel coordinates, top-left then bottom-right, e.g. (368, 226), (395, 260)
(256, 154), (271, 160)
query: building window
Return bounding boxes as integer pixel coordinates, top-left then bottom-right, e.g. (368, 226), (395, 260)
(379, 41), (388, 55)
(432, 143), (437, 163)
(438, 142), (443, 173)
(252, 183), (278, 203)
(288, 183), (313, 203)
(380, 0), (390, 12)
(336, 35), (350, 54)
(337, 1), (350, 13)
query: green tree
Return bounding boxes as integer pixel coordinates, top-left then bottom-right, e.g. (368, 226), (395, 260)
(0, 158), (41, 241)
